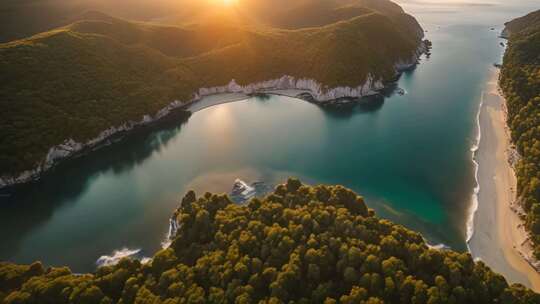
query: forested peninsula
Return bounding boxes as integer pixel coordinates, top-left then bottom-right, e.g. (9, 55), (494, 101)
(1, 179), (538, 303)
(500, 9), (540, 261)
(0, 0), (428, 187)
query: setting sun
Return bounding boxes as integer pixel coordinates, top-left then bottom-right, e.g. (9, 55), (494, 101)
(3, 0), (540, 301)
(220, 0), (237, 6)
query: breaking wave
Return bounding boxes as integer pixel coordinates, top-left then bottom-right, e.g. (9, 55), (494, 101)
(96, 248), (151, 267)
(466, 92), (484, 245)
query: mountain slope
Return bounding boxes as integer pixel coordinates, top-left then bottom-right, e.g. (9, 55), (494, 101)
(503, 9), (540, 38)
(1, 180), (538, 303)
(0, 1), (427, 185)
(500, 10), (540, 259)
(0, 0), (417, 42)
(0, 24), (197, 176)
(183, 13), (422, 89)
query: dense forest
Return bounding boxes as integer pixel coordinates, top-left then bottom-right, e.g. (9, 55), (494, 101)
(500, 10), (540, 259)
(1, 179), (539, 303)
(0, 0), (425, 180)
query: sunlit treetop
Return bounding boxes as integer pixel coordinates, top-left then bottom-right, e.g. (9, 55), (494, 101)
(1, 179), (538, 303)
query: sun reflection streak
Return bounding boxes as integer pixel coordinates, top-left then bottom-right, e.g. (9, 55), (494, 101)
(202, 104), (235, 146)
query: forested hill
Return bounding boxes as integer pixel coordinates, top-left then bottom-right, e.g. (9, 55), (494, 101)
(503, 9), (540, 38)
(500, 10), (540, 259)
(1, 179), (538, 303)
(0, 0), (426, 183)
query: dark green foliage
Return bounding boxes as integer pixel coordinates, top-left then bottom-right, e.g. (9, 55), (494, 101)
(504, 10), (540, 38)
(500, 10), (540, 259)
(1, 179), (538, 303)
(0, 0), (424, 177)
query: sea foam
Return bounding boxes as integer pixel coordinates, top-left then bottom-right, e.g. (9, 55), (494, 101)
(466, 92), (484, 246)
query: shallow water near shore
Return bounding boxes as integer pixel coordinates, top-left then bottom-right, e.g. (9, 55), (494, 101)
(1, 0), (538, 273)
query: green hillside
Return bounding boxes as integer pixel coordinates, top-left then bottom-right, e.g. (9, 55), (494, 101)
(0, 20), (198, 175)
(503, 10), (540, 38)
(0, 1), (426, 181)
(500, 10), (540, 258)
(1, 180), (538, 303)
(184, 13), (421, 89)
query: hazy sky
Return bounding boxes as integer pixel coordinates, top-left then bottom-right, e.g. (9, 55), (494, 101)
(394, 0), (538, 27)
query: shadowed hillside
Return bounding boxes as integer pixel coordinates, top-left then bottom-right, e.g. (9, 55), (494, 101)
(0, 0), (419, 41)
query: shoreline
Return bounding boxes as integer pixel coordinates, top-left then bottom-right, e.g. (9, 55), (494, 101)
(468, 68), (540, 291)
(466, 90), (483, 243)
(0, 75), (385, 189)
(186, 89), (315, 113)
(0, 39), (430, 189)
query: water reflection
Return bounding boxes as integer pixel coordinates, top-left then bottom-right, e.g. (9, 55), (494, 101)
(0, 110), (191, 259)
(0, 92), (394, 263)
(321, 95), (385, 119)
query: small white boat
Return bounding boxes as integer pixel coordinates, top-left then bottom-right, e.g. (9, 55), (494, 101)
(231, 179), (256, 200)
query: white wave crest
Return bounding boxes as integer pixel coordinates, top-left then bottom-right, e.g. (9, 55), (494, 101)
(427, 243), (451, 250)
(466, 92), (484, 245)
(161, 217), (179, 249)
(96, 248), (150, 267)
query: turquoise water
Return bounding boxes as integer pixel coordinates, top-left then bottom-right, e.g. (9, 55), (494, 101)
(1, 0), (538, 272)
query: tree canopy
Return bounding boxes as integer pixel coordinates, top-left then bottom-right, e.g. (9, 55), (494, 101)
(500, 9), (540, 259)
(1, 179), (538, 303)
(0, 0), (424, 178)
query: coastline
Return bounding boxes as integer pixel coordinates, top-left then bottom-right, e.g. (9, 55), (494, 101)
(468, 68), (540, 291)
(466, 90), (483, 244)
(0, 76), (383, 189)
(0, 40), (430, 189)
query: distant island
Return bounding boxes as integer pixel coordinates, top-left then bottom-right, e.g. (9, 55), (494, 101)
(0, 0), (429, 188)
(1, 179), (538, 303)
(499, 9), (540, 266)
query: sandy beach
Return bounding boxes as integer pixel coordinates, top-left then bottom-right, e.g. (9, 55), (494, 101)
(186, 90), (312, 113)
(469, 68), (540, 291)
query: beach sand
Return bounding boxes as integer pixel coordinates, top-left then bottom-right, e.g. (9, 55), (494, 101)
(186, 90), (312, 113)
(469, 68), (540, 291)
